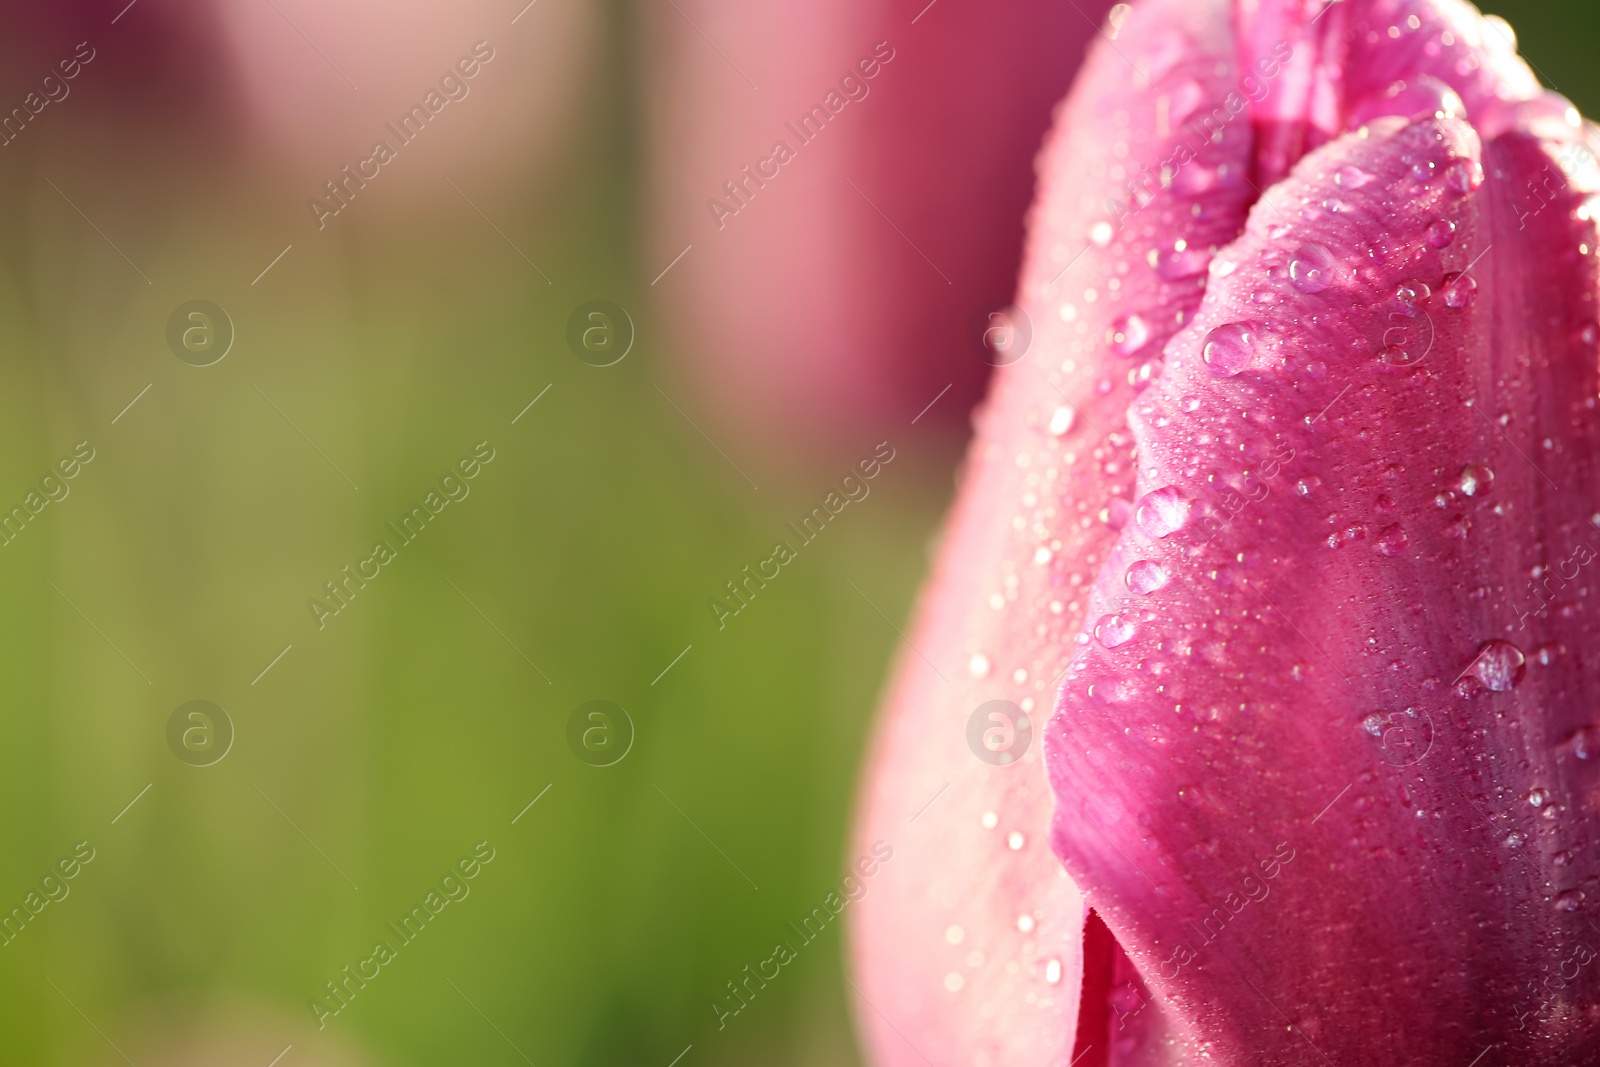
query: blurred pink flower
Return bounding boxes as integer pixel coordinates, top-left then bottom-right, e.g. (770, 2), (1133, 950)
(647, 0), (1112, 453)
(853, 0), (1600, 1063)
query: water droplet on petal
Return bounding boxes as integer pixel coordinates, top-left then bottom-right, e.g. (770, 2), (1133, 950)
(1202, 322), (1257, 377)
(1557, 889), (1585, 912)
(1170, 161), (1220, 198)
(1049, 406), (1077, 436)
(1134, 486), (1191, 539)
(1045, 958), (1063, 984)
(1180, 394), (1201, 413)
(1016, 913), (1035, 932)
(1166, 78), (1204, 126)
(1442, 158), (1484, 194)
(1529, 787), (1552, 808)
(1289, 244), (1335, 293)
(1504, 830), (1527, 850)
(1426, 218), (1457, 248)
(1335, 164), (1375, 189)
(1470, 640), (1525, 692)
(968, 653), (991, 679)
(1094, 614), (1137, 648)
(1394, 280), (1432, 307)
(1007, 831), (1026, 850)
(1125, 559), (1170, 595)
(1089, 220), (1115, 247)
(1458, 465), (1494, 497)
(1440, 271), (1477, 308)
(1108, 312), (1154, 357)
(1149, 240), (1208, 279)
(1376, 523), (1408, 556)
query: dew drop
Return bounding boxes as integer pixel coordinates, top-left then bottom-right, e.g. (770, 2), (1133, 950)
(981, 810), (998, 829)
(1108, 312), (1154, 357)
(1394, 279), (1432, 307)
(1554, 850), (1574, 867)
(1569, 725), (1600, 761)
(1289, 243), (1335, 293)
(1149, 240), (1208, 279)
(968, 653), (992, 679)
(1327, 523), (1370, 549)
(1440, 271), (1477, 308)
(1376, 523), (1409, 557)
(1007, 831), (1026, 850)
(1442, 158), (1484, 194)
(1125, 559), (1170, 595)
(1469, 640), (1525, 692)
(1529, 787), (1552, 808)
(1131, 357), (1162, 390)
(1504, 830), (1527, 850)
(1457, 465), (1493, 497)
(1557, 889), (1585, 912)
(1170, 162), (1220, 198)
(1179, 394), (1201, 413)
(1134, 486), (1191, 539)
(1335, 164), (1375, 189)
(1166, 78), (1204, 125)
(1426, 218), (1457, 248)
(1202, 322), (1257, 377)
(1045, 958), (1063, 984)
(1049, 406), (1077, 436)
(1017, 913), (1035, 933)
(1094, 614), (1137, 648)
(1089, 220), (1115, 247)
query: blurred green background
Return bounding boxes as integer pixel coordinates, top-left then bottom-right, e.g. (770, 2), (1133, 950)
(0, 1), (1595, 1065)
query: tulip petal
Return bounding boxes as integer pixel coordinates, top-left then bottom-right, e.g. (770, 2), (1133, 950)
(1238, 0), (1543, 185)
(1046, 17), (1600, 1064)
(849, 0), (1266, 1062)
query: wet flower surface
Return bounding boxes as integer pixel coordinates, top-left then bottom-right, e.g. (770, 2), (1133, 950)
(852, 0), (1600, 1062)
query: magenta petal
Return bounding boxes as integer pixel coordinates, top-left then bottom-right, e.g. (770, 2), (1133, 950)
(1238, 0), (1542, 185)
(1047, 33), (1600, 1067)
(856, 0), (1600, 1062)
(849, 0), (1262, 1061)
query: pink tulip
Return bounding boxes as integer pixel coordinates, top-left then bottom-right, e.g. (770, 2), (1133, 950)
(852, 0), (1600, 1063)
